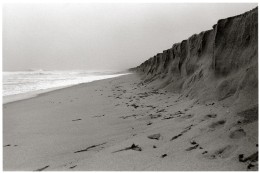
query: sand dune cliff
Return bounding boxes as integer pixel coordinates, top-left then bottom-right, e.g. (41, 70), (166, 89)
(131, 7), (258, 108)
(129, 7), (258, 170)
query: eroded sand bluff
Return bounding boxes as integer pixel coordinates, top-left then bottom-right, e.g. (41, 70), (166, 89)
(130, 7), (258, 170)
(131, 7), (258, 108)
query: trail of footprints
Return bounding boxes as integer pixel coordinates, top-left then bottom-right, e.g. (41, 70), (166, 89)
(111, 82), (258, 170)
(31, 82), (258, 171)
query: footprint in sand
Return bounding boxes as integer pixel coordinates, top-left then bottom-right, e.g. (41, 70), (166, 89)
(237, 106), (258, 123)
(204, 145), (237, 159)
(200, 114), (218, 123)
(208, 120), (226, 130)
(229, 128), (246, 139)
(147, 133), (161, 140)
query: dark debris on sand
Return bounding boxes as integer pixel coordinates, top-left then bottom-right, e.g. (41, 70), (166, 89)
(112, 143), (142, 153)
(74, 142), (107, 153)
(34, 165), (49, 171)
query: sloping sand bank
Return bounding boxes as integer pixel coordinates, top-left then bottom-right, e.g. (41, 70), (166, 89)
(3, 74), (258, 171)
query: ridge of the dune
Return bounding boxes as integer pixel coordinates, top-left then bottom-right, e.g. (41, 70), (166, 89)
(131, 7), (258, 106)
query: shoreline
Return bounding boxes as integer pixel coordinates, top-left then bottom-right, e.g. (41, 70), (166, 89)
(3, 73), (257, 171)
(3, 86), (68, 104)
(3, 73), (131, 104)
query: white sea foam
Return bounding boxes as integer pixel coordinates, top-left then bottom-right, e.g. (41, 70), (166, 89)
(3, 70), (129, 97)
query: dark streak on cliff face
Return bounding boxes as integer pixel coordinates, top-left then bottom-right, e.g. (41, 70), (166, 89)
(131, 7), (258, 107)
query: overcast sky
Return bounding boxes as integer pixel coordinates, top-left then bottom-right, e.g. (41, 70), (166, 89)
(3, 3), (257, 71)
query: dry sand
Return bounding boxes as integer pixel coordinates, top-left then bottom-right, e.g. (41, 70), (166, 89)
(3, 74), (258, 171)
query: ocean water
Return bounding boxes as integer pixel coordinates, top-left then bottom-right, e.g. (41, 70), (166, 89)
(3, 70), (129, 97)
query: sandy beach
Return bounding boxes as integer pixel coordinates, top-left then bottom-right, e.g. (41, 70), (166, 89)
(3, 74), (257, 171)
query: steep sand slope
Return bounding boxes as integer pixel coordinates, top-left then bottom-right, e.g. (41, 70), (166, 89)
(130, 7), (258, 170)
(131, 7), (257, 108)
